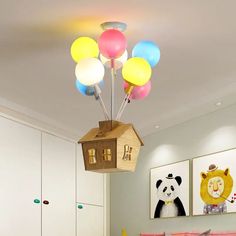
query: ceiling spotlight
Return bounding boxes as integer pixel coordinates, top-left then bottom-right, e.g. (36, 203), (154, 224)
(155, 125), (160, 129)
(216, 101), (222, 106)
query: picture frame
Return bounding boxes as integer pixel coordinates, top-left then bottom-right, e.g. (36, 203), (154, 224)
(192, 148), (236, 216)
(150, 160), (190, 219)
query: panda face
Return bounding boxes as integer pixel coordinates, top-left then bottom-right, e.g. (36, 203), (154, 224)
(156, 175), (182, 202)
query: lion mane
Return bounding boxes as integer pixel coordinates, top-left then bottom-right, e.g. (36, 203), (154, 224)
(200, 168), (233, 205)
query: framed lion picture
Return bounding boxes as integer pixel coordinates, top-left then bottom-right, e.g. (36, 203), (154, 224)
(150, 160), (190, 219)
(192, 148), (236, 216)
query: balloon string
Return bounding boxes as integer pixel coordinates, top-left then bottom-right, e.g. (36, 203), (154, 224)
(94, 84), (110, 120)
(96, 95), (110, 120)
(111, 59), (115, 128)
(117, 94), (130, 120)
(117, 96), (130, 120)
(116, 94), (129, 120)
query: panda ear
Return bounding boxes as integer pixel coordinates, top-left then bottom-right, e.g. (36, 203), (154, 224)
(175, 176), (182, 185)
(156, 180), (162, 189)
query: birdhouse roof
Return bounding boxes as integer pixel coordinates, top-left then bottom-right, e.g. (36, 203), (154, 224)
(78, 121), (144, 146)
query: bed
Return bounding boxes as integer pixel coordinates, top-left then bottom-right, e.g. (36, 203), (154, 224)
(140, 231), (236, 236)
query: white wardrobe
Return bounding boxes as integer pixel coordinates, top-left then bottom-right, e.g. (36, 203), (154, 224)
(0, 115), (107, 236)
(77, 145), (105, 236)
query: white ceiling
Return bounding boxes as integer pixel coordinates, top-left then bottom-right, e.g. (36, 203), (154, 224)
(1, 0), (236, 140)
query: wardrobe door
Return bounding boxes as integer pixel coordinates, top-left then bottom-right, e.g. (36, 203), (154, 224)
(77, 203), (104, 236)
(77, 144), (104, 206)
(0, 116), (41, 236)
(42, 133), (76, 236)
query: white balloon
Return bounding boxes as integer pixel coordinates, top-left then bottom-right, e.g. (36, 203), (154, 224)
(100, 50), (128, 69)
(75, 58), (105, 86)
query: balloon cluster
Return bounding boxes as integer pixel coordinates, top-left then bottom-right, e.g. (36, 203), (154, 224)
(71, 26), (160, 120)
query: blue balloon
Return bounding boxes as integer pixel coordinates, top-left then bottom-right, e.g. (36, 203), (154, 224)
(75, 80), (95, 96)
(132, 41), (160, 67)
(75, 80), (104, 96)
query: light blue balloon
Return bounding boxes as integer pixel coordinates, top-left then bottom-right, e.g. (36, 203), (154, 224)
(132, 41), (160, 67)
(75, 80), (95, 96)
(75, 80), (103, 96)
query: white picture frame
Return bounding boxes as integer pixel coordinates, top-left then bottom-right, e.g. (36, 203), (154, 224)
(192, 148), (236, 216)
(150, 160), (190, 219)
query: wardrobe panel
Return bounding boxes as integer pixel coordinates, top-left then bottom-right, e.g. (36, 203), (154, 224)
(0, 116), (41, 236)
(77, 144), (104, 206)
(42, 133), (76, 236)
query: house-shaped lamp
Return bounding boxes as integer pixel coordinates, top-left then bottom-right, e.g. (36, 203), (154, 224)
(78, 120), (144, 173)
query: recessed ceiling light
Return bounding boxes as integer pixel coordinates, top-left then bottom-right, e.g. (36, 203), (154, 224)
(155, 125), (160, 129)
(216, 101), (222, 106)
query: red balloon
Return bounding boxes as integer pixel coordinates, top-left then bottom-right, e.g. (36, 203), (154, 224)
(98, 29), (127, 59)
(123, 81), (151, 100)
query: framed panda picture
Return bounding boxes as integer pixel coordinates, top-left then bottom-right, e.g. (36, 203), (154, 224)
(192, 148), (236, 216)
(150, 160), (190, 219)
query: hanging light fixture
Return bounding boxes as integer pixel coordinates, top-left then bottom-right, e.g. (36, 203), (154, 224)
(70, 21), (160, 173)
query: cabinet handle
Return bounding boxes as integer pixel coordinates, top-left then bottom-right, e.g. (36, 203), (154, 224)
(78, 204), (83, 209)
(43, 200), (49, 205)
(34, 199), (40, 204)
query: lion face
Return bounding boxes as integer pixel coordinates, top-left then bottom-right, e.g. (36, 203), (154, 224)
(200, 168), (233, 205)
(207, 176), (224, 198)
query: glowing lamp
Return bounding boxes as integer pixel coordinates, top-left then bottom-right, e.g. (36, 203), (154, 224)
(75, 58), (105, 86)
(122, 57), (152, 87)
(76, 80), (94, 96)
(132, 41), (160, 67)
(71, 37), (99, 63)
(98, 29), (127, 59)
(70, 21), (161, 173)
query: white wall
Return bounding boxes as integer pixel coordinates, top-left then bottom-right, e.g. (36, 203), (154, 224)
(111, 104), (236, 236)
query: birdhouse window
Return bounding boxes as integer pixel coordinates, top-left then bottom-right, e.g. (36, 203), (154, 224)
(103, 148), (112, 161)
(123, 144), (133, 161)
(88, 148), (97, 164)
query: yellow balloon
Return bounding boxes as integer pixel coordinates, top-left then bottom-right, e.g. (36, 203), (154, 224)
(122, 57), (152, 86)
(71, 37), (99, 63)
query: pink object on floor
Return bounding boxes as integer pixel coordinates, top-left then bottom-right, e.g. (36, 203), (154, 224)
(171, 234), (198, 236)
(140, 234), (164, 236)
(210, 234), (236, 236)
(171, 233), (236, 236)
(140, 233), (236, 236)
(171, 233), (199, 236)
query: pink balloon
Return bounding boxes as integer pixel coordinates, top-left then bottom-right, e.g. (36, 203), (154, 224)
(98, 29), (127, 59)
(123, 81), (151, 100)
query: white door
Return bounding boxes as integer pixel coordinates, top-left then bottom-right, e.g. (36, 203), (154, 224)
(0, 116), (41, 236)
(42, 133), (76, 236)
(77, 203), (104, 236)
(77, 144), (104, 206)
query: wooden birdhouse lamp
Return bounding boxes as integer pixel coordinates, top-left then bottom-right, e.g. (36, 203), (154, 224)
(79, 120), (144, 173)
(71, 21), (160, 173)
